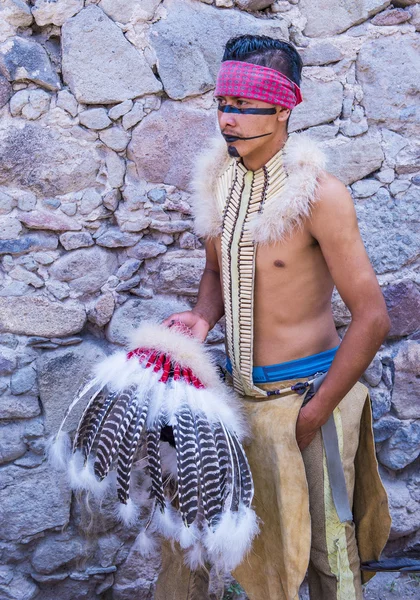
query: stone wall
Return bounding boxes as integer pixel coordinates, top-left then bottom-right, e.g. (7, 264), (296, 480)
(0, 1), (419, 599)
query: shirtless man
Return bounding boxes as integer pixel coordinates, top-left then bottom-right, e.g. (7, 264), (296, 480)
(159, 35), (391, 600)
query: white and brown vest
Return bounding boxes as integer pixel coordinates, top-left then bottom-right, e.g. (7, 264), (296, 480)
(191, 133), (327, 397)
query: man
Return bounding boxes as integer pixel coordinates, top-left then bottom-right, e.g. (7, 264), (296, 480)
(158, 35), (391, 600)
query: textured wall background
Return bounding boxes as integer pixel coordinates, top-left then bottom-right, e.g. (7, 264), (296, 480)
(0, 0), (419, 598)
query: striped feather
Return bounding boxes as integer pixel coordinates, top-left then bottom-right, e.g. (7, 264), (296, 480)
(73, 389), (107, 453)
(117, 399), (149, 504)
(173, 406), (199, 526)
(213, 423), (231, 502)
(80, 389), (119, 460)
(229, 432), (254, 507)
(94, 384), (137, 480)
(146, 415), (166, 512)
(195, 412), (222, 526)
(226, 429), (241, 512)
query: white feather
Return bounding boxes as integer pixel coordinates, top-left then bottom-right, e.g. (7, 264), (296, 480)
(115, 498), (139, 527)
(154, 501), (182, 540)
(135, 530), (159, 557)
(204, 505), (259, 571)
(179, 522), (200, 549)
(68, 453), (112, 499)
(47, 431), (71, 470)
(184, 543), (206, 570)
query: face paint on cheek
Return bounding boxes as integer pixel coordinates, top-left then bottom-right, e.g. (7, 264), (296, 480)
(223, 132), (273, 143)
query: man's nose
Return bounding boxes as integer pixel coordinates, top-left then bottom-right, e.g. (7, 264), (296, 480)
(218, 109), (237, 130)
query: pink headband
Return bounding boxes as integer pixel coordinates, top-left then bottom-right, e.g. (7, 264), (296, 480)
(215, 60), (302, 110)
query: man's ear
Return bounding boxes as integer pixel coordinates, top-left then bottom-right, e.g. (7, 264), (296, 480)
(277, 107), (291, 123)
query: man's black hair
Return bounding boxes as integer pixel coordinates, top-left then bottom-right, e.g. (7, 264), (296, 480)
(222, 35), (303, 87)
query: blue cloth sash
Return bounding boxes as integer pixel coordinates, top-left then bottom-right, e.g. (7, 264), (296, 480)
(226, 346), (339, 383)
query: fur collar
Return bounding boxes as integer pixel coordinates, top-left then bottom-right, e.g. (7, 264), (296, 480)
(191, 132), (327, 245)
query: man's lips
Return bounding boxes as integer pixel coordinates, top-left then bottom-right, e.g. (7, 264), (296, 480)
(222, 132), (273, 142)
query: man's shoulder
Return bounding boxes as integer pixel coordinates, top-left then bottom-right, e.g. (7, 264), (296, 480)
(315, 171), (353, 210)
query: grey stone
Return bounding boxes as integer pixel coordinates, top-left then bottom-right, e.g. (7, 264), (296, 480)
(373, 415), (401, 443)
(371, 7), (411, 25)
(114, 275), (141, 293)
(234, 0), (274, 7)
(109, 100), (133, 121)
(56, 89), (78, 117)
(395, 139), (420, 175)
(392, 341), (420, 420)
(150, 0), (287, 100)
(357, 35), (420, 133)
(79, 107), (111, 130)
(0, 395), (40, 419)
(363, 355), (382, 387)
(17, 209), (81, 232)
(299, 0), (391, 36)
(0, 569), (39, 600)
(16, 191), (37, 212)
(50, 247), (118, 295)
(0, 216), (21, 240)
(116, 259), (142, 280)
(99, 0), (161, 23)
(96, 228), (140, 248)
(9, 88), (28, 116)
(356, 187), (420, 274)
(21, 89), (50, 120)
(0, 334), (17, 349)
(0, 347), (16, 375)
(0, 191), (14, 215)
(0, 423), (26, 464)
(59, 231), (94, 251)
(147, 188), (167, 204)
(381, 469), (420, 540)
(179, 232), (196, 250)
(32, 0), (83, 27)
(0, 232), (58, 256)
(0, 74), (11, 108)
(126, 240), (166, 260)
(106, 295), (191, 345)
(9, 265), (44, 288)
(32, 536), (85, 574)
(10, 365), (37, 395)
(33, 252), (55, 265)
(369, 383), (391, 420)
(390, 179), (411, 195)
(46, 280), (70, 301)
(128, 100), (218, 190)
(103, 189), (120, 212)
(351, 179), (382, 198)
(105, 150), (126, 189)
(0, 296), (86, 337)
(87, 292), (115, 327)
(0, 282), (30, 296)
(122, 102), (145, 130)
(301, 42), (344, 66)
(378, 421), (420, 470)
(151, 250), (205, 296)
(306, 124), (339, 141)
(376, 168), (395, 184)
(0, 36), (60, 91)
(14, 452), (44, 468)
(322, 133), (384, 186)
(99, 126), (130, 152)
(115, 207), (151, 233)
(0, 464), (71, 540)
(38, 340), (107, 436)
(79, 188), (102, 215)
(42, 197), (61, 210)
(339, 117), (368, 137)
(289, 78), (343, 132)
(62, 6), (162, 104)
(0, 122), (100, 196)
(383, 280), (420, 338)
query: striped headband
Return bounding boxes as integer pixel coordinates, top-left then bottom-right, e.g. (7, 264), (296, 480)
(215, 60), (302, 110)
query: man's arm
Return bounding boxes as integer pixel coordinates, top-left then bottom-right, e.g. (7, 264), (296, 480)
(162, 239), (224, 341)
(296, 174), (390, 449)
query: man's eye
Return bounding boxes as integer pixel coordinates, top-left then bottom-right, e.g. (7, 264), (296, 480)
(237, 100), (249, 106)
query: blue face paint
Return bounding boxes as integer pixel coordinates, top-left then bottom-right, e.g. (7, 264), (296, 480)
(218, 104), (277, 115)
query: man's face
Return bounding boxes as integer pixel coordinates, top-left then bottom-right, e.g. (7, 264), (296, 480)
(216, 95), (289, 158)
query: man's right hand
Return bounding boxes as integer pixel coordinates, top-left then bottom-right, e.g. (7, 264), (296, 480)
(162, 311), (210, 342)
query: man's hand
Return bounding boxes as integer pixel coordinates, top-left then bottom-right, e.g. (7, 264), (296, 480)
(162, 311), (210, 342)
(296, 403), (323, 451)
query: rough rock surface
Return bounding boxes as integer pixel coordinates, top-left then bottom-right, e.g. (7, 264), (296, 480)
(150, 0), (288, 100)
(391, 341), (420, 420)
(0, 296), (86, 337)
(49, 247), (118, 295)
(299, 0), (391, 36)
(62, 6), (162, 104)
(128, 100), (218, 190)
(322, 134), (384, 185)
(289, 78), (343, 131)
(0, 36), (60, 91)
(32, 0), (83, 27)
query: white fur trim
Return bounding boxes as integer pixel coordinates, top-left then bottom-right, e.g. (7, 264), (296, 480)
(191, 132), (327, 244)
(179, 522), (200, 549)
(191, 136), (231, 238)
(249, 133), (326, 244)
(68, 452), (112, 500)
(154, 501), (182, 540)
(184, 543), (207, 570)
